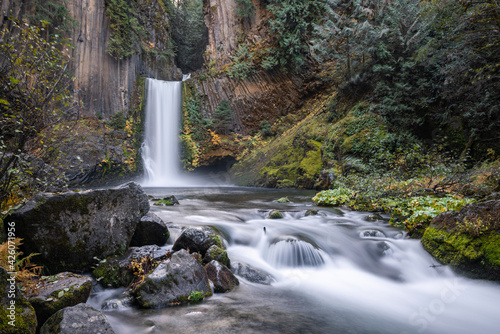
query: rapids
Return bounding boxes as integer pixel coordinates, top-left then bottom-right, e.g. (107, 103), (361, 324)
(89, 187), (500, 334)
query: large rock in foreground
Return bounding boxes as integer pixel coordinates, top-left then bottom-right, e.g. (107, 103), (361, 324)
(133, 249), (211, 308)
(39, 303), (115, 334)
(422, 199), (500, 281)
(6, 182), (149, 272)
(0, 267), (37, 334)
(29, 273), (92, 331)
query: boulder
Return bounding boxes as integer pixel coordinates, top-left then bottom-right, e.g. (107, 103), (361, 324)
(153, 195), (179, 206)
(305, 209), (318, 216)
(39, 303), (114, 334)
(172, 227), (225, 257)
(230, 261), (274, 285)
(421, 199), (500, 281)
(0, 267), (37, 334)
(29, 273), (92, 332)
(203, 245), (229, 267)
(268, 210), (284, 219)
(93, 245), (170, 288)
(130, 212), (170, 247)
(5, 182), (149, 272)
(132, 249), (212, 308)
(205, 260), (239, 293)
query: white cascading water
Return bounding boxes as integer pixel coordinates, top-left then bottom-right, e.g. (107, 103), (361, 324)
(141, 78), (183, 186)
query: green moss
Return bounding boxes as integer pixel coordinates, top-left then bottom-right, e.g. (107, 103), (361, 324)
(204, 245), (229, 266)
(92, 261), (130, 288)
(269, 210), (284, 219)
(422, 227), (500, 280)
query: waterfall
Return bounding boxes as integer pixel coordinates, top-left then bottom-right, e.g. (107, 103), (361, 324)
(141, 78), (183, 186)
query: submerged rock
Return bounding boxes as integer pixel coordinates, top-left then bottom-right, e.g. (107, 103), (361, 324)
(230, 261), (274, 285)
(421, 199), (500, 281)
(132, 249), (212, 308)
(276, 197), (290, 203)
(153, 195), (179, 206)
(29, 273), (92, 332)
(205, 260), (239, 293)
(305, 209), (318, 216)
(6, 182), (149, 273)
(93, 245), (170, 288)
(130, 212), (170, 246)
(39, 303), (114, 334)
(172, 227), (225, 257)
(268, 210), (284, 219)
(0, 267), (37, 334)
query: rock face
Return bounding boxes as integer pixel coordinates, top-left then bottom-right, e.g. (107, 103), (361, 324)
(29, 273), (92, 331)
(93, 245), (171, 288)
(172, 227), (225, 257)
(39, 303), (115, 334)
(130, 212), (170, 247)
(205, 260), (239, 293)
(133, 249), (212, 308)
(0, 267), (37, 334)
(421, 199), (500, 281)
(6, 182), (149, 273)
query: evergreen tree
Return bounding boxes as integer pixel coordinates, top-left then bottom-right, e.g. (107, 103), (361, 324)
(213, 100), (233, 135)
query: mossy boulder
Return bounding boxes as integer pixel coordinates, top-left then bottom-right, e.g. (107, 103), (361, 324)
(421, 199), (500, 281)
(268, 210), (284, 219)
(205, 260), (239, 293)
(39, 303), (114, 334)
(93, 245), (170, 288)
(132, 249), (212, 308)
(130, 212), (170, 247)
(29, 273), (92, 331)
(203, 245), (230, 267)
(0, 267), (37, 334)
(305, 209), (318, 216)
(153, 195), (179, 206)
(5, 182), (149, 273)
(172, 227), (225, 257)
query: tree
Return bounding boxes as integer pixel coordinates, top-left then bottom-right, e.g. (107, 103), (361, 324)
(0, 18), (73, 209)
(213, 100), (233, 135)
(265, 0), (324, 71)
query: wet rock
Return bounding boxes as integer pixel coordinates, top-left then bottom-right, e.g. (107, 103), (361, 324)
(203, 245), (230, 267)
(305, 209), (318, 216)
(133, 249), (212, 308)
(268, 210), (284, 219)
(29, 273), (92, 332)
(230, 261), (274, 285)
(276, 197), (290, 203)
(39, 303), (114, 334)
(172, 227), (225, 257)
(422, 199), (500, 281)
(93, 245), (170, 288)
(130, 212), (170, 246)
(0, 267), (37, 334)
(364, 213), (384, 222)
(101, 295), (134, 311)
(205, 260), (239, 293)
(5, 182), (149, 273)
(153, 195), (179, 206)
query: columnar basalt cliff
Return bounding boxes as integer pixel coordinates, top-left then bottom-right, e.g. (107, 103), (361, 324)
(195, 0), (310, 134)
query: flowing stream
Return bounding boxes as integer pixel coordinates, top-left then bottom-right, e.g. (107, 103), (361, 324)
(89, 187), (500, 334)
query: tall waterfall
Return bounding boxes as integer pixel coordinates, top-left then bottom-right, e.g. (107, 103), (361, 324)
(141, 78), (183, 186)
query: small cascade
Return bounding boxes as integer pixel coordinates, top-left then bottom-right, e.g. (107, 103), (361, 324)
(264, 237), (325, 268)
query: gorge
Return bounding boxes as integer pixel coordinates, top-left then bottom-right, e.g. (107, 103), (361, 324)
(1, 1), (500, 333)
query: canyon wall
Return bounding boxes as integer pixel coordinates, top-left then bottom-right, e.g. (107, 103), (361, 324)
(196, 0), (309, 133)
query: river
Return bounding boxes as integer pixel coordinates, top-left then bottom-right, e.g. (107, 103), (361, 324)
(88, 186), (500, 334)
